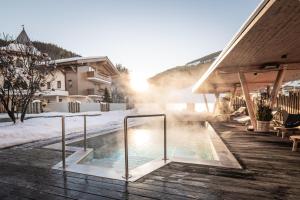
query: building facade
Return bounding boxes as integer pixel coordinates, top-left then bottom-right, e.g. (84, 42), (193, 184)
(1, 28), (119, 112)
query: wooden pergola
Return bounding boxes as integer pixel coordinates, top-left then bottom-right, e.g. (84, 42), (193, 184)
(192, 0), (300, 129)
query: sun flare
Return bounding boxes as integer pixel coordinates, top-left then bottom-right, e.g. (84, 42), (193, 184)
(132, 129), (151, 146)
(130, 73), (149, 92)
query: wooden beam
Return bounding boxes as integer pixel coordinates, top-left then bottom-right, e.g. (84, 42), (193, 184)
(202, 94), (209, 112)
(217, 63), (300, 74)
(270, 67), (286, 108)
(213, 93), (220, 113)
(238, 72), (257, 130)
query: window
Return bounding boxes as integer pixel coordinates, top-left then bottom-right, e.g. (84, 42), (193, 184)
(88, 66), (95, 72)
(47, 82), (51, 89)
(57, 81), (61, 89)
(68, 80), (72, 88)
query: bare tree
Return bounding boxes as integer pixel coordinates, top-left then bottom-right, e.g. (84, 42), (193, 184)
(0, 36), (54, 123)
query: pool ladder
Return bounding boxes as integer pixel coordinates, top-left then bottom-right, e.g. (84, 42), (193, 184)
(123, 114), (167, 181)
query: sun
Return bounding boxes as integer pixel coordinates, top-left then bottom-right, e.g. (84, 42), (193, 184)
(130, 73), (149, 92)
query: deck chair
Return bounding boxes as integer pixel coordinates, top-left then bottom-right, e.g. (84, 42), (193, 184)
(274, 110), (300, 138)
(230, 107), (246, 119)
(272, 109), (300, 128)
(281, 110), (300, 128)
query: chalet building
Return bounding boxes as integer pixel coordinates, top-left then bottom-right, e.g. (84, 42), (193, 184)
(51, 56), (119, 103)
(1, 28), (119, 108)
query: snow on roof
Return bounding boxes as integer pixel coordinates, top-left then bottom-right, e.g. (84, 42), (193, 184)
(53, 56), (119, 75)
(54, 56), (107, 64)
(0, 28), (41, 56)
(0, 43), (41, 56)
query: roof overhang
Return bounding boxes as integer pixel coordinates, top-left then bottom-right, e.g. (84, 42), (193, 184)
(192, 0), (300, 94)
(54, 56), (120, 76)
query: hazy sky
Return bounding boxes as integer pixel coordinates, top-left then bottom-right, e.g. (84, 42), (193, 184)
(1, 0), (261, 78)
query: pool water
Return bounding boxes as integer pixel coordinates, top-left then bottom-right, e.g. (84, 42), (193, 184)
(72, 122), (215, 174)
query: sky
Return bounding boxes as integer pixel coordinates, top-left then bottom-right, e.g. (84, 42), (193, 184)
(1, 0), (261, 78)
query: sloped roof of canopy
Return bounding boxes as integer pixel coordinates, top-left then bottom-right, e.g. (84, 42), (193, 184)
(192, 0), (300, 94)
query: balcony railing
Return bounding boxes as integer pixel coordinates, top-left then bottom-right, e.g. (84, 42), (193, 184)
(87, 88), (104, 96)
(86, 71), (112, 84)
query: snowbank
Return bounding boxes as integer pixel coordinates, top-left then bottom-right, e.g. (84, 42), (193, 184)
(0, 110), (134, 149)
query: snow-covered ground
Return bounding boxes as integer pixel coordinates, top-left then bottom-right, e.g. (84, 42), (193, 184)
(0, 110), (135, 149)
(0, 111), (103, 119)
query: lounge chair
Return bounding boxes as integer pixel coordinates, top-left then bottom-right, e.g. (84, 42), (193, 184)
(290, 135), (300, 151)
(230, 106), (246, 119)
(274, 110), (300, 138)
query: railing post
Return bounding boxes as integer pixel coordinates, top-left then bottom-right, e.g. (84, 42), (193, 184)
(124, 116), (129, 181)
(84, 115), (87, 151)
(61, 116), (66, 169)
(163, 114), (167, 162)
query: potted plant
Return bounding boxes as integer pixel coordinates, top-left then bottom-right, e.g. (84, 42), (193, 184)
(256, 102), (273, 132)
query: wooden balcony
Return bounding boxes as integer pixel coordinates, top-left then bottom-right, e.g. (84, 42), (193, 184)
(86, 71), (112, 84)
(87, 88), (104, 96)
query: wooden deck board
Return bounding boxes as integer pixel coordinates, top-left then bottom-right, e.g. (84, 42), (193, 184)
(0, 121), (299, 199)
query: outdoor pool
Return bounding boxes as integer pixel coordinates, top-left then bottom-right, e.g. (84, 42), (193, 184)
(52, 121), (241, 181)
(77, 123), (214, 170)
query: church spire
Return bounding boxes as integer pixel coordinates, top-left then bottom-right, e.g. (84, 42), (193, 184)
(15, 25), (32, 46)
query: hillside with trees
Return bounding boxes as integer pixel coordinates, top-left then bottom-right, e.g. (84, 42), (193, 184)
(0, 39), (80, 60)
(149, 51), (221, 89)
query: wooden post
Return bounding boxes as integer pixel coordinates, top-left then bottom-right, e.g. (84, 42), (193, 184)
(229, 86), (237, 108)
(238, 72), (257, 130)
(202, 94), (209, 112)
(213, 93), (220, 114)
(270, 67), (286, 108)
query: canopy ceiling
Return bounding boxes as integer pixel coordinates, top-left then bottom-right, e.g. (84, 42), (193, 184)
(192, 0), (300, 94)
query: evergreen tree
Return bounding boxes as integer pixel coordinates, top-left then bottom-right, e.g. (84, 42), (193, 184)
(103, 88), (112, 103)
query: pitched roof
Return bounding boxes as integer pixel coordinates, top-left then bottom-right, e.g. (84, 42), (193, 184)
(53, 56), (120, 76)
(15, 27), (32, 46)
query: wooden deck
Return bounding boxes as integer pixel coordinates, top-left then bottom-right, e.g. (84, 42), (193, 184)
(0, 122), (300, 200)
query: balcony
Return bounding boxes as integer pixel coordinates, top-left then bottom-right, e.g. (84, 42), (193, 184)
(87, 88), (104, 96)
(86, 71), (112, 84)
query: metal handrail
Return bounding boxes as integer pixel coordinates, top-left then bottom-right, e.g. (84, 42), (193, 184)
(61, 116), (66, 169)
(61, 115), (88, 170)
(84, 115), (87, 151)
(123, 114), (167, 181)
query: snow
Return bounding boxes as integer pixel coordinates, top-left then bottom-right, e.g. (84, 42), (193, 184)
(0, 111), (103, 119)
(0, 110), (135, 149)
(0, 43), (41, 55)
(53, 56), (106, 64)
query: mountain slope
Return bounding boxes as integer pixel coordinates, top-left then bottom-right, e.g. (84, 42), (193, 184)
(149, 51), (221, 89)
